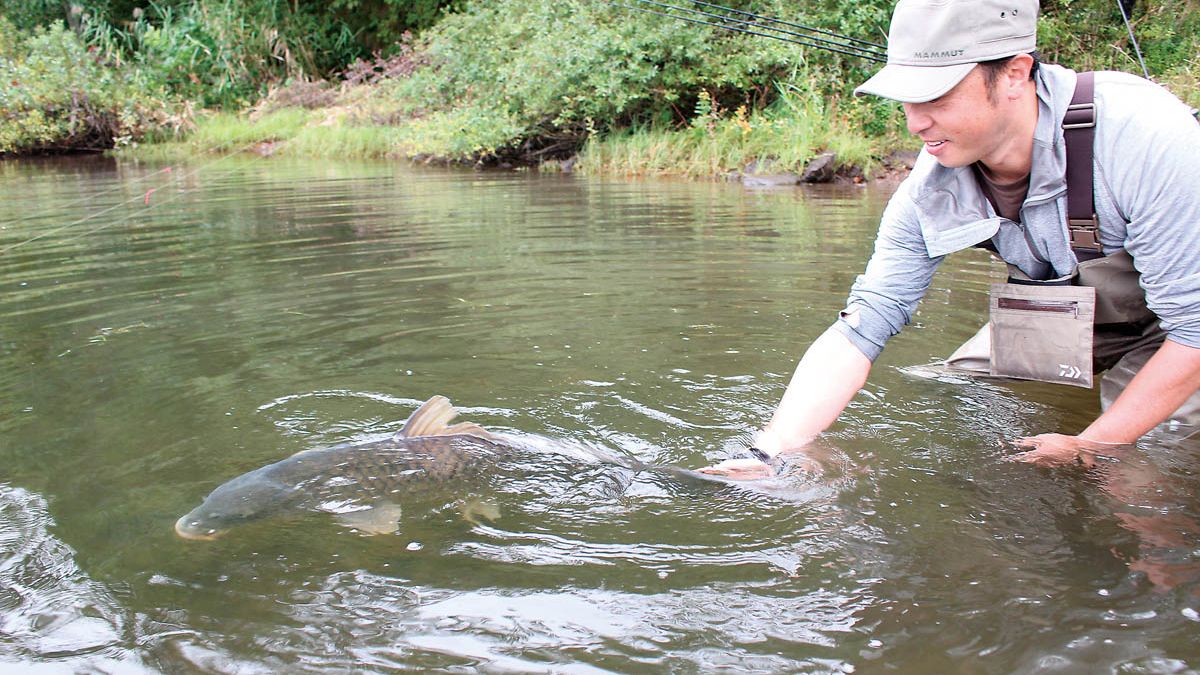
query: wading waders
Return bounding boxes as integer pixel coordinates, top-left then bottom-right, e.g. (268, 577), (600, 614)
(941, 72), (1200, 424)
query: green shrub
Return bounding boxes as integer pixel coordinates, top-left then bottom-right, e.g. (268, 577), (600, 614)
(3, 0), (1197, 162)
(379, 0), (892, 162)
(2, 0), (467, 110)
(0, 18), (181, 154)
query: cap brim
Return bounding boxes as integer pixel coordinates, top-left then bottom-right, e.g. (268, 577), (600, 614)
(853, 62), (977, 103)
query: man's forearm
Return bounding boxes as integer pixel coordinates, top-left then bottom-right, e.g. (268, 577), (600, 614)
(1082, 339), (1200, 443)
(756, 327), (872, 456)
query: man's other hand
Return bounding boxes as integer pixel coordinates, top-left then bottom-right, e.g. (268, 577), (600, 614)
(1008, 433), (1122, 467)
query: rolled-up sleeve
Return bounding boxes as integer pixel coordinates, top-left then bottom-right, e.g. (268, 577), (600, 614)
(1100, 80), (1200, 348)
(831, 189), (944, 361)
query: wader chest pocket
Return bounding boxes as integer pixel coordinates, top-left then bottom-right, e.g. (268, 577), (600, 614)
(996, 297), (1081, 316)
(989, 283), (1096, 388)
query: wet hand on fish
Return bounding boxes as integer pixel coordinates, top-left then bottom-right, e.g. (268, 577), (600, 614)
(697, 449), (825, 480)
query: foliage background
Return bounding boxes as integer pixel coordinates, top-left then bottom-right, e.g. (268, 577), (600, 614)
(0, 0), (1196, 170)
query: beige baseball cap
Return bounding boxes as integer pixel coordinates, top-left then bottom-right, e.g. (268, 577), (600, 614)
(854, 0), (1039, 103)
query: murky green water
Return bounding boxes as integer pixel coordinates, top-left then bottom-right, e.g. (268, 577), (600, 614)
(1, 155), (1198, 673)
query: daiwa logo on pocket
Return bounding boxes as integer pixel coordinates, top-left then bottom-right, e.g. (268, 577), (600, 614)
(1058, 364), (1083, 379)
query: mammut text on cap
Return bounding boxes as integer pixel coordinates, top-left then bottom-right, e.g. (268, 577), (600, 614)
(854, 0), (1039, 103)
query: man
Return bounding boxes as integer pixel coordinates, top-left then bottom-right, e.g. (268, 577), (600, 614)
(703, 0), (1200, 478)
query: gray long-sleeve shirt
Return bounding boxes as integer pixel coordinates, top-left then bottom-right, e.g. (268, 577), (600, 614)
(833, 63), (1200, 361)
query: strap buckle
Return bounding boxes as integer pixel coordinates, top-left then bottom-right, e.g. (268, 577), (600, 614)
(1063, 102), (1096, 130)
(1068, 217), (1101, 249)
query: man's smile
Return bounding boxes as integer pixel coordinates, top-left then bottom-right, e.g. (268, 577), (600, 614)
(923, 138), (949, 155)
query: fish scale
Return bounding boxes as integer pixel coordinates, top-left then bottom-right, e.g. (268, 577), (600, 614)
(174, 396), (512, 540)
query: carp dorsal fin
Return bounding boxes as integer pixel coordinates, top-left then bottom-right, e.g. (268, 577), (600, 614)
(398, 396), (495, 439)
(442, 421), (493, 438)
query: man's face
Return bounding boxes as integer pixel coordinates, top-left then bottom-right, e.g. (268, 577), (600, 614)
(901, 65), (1014, 170)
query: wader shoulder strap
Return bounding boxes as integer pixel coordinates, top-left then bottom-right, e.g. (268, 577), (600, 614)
(1063, 71), (1102, 260)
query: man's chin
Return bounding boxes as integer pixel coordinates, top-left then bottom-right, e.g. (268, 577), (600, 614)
(926, 150), (970, 169)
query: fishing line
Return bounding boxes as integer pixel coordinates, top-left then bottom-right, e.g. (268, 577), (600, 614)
(1, 173), (173, 254)
(0, 163), (176, 230)
(1115, 0), (1150, 79)
(54, 167), (201, 246)
(0, 138), (269, 255)
(610, 0), (886, 62)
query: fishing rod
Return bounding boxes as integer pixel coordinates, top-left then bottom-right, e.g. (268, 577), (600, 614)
(609, 0), (883, 62)
(685, 0), (883, 51)
(1115, 0), (1150, 79)
(616, 0), (887, 62)
(620, 0), (1156, 77)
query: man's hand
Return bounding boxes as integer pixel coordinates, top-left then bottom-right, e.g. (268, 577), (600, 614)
(697, 457), (775, 480)
(1010, 342), (1200, 469)
(697, 452), (826, 480)
(1008, 433), (1121, 468)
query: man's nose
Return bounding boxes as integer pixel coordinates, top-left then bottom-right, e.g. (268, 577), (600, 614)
(903, 103), (932, 136)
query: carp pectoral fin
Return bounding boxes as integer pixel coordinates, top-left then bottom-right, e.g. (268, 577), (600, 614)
(335, 503), (403, 535)
(397, 396), (495, 439)
(460, 498), (501, 525)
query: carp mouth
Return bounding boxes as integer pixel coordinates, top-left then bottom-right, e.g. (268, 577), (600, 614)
(174, 515), (225, 541)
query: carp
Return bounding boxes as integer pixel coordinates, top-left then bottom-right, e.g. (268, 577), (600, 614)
(174, 395), (512, 540)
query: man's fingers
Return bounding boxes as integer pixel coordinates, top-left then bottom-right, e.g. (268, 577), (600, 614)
(697, 457), (773, 480)
(1005, 448), (1096, 468)
(1006, 450), (1048, 465)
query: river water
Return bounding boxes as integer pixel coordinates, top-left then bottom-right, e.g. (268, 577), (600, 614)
(1, 155), (1197, 673)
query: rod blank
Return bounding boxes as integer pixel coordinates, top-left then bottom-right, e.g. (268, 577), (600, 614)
(685, 0), (883, 51)
(608, 0), (887, 63)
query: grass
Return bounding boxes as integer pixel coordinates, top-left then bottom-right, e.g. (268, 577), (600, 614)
(118, 88), (903, 180)
(118, 107), (406, 160)
(286, 123), (405, 158)
(120, 108), (315, 160)
(1161, 57), (1200, 109)
(578, 84), (904, 178)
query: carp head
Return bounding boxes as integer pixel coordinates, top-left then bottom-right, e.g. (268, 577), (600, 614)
(175, 472), (298, 540)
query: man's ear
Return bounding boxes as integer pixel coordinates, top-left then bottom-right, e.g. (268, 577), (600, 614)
(1004, 53), (1036, 99)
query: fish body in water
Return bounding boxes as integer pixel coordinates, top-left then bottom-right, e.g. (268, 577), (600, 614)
(174, 396), (507, 540)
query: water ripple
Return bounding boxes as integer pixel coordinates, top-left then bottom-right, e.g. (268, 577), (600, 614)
(0, 484), (131, 664)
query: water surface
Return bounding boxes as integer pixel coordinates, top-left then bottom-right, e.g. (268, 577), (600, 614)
(1, 155), (1198, 672)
